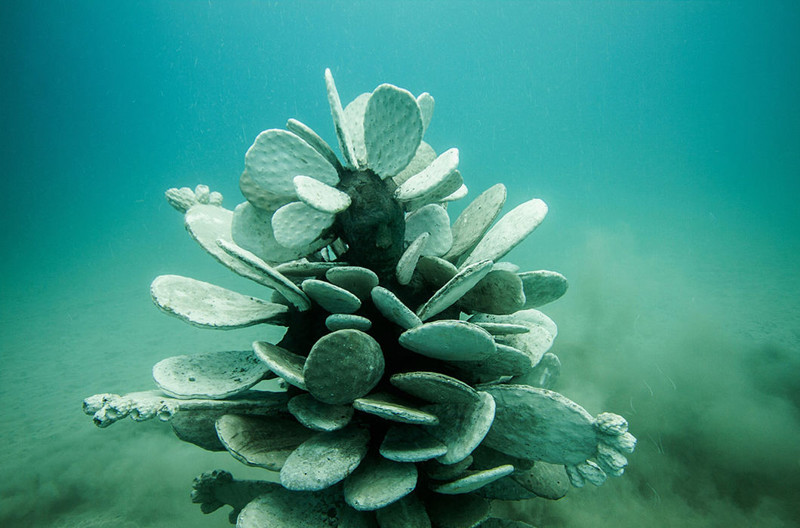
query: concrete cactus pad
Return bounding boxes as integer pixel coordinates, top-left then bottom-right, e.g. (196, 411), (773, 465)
(232, 202), (307, 264)
(395, 148), (461, 204)
(272, 201), (335, 249)
(364, 83), (423, 178)
(169, 410), (227, 451)
(185, 204), (269, 282)
(461, 198), (548, 268)
(293, 175), (352, 214)
(396, 232), (429, 285)
(416, 260), (494, 321)
(443, 183), (507, 262)
(302, 279), (362, 314)
(441, 182), (468, 202)
(390, 371), (479, 405)
(459, 269), (525, 315)
(325, 68), (357, 167)
(150, 275), (288, 329)
(518, 270), (569, 308)
(245, 128), (339, 198)
(353, 393), (439, 425)
(343, 92), (370, 168)
(423, 391), (495, 464)
(370, 286), (422, 329)
(252, 341), (307, 390)
(450, 343), (531, 384)
(482, 385), (597, 466)
(380, 424), (448, 463)
(325, 314), (372, 332)
(275, 259), (343, 278)
(286, 118), (342, 171)
(417, 92), (435, 133)
(471, 310), (557, 367)
(423, 457), (473, 481)
(217, 239), (312, 312)
(375, 493), (431, 528)
(215, 414), (314, 471)
(399, 320), (496, 361)
(424, 494), (490, 528)
(325, 266), (379, 300)
(430, 465), (514, 495)
(511, 461), (570, 500)
(239, 170), (291, 211)
(153, 350), (270, 400)
(479, 519), (537, 528)
(472, 322), (530, 336)
(280, 425), (370, 491)
(344, 454), (418, 511)
(394, 141), (437, 187)
(236, 483), (374, 528)
(288, 393), (354, 432)
(404, 204), (453, 257)
(513, 351), (561, 390)
(416, 256), (458, 288)
(303, 330), (384, 405)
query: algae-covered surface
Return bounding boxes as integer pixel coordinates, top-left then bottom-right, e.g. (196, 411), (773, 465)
(1, 1), (798, 526)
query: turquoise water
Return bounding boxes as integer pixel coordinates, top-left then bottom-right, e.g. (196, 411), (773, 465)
(1, 1), (798, 526)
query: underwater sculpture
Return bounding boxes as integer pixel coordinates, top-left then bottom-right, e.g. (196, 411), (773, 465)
(83, 69), (636, 527)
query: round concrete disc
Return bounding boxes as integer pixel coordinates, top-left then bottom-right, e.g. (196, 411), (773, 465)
(303, 330), (384, 405)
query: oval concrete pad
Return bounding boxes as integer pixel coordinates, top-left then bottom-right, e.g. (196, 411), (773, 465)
(216, 414), (314, 471)
(153, 350), (270, 400)
(344, 454), (418, 511)
(399, 320), (496, 361)
(482, 385), (597, 466)
(151, 275), (288, 329)
(280, 425), (370, 491)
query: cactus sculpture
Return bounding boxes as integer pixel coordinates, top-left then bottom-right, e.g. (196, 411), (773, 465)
(83, 69), (636, 527)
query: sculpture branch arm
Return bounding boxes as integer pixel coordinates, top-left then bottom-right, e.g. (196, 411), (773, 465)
(82, 390), (288, 428)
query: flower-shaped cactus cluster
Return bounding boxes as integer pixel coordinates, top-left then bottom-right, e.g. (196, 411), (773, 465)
(83, 69), (636, 528)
